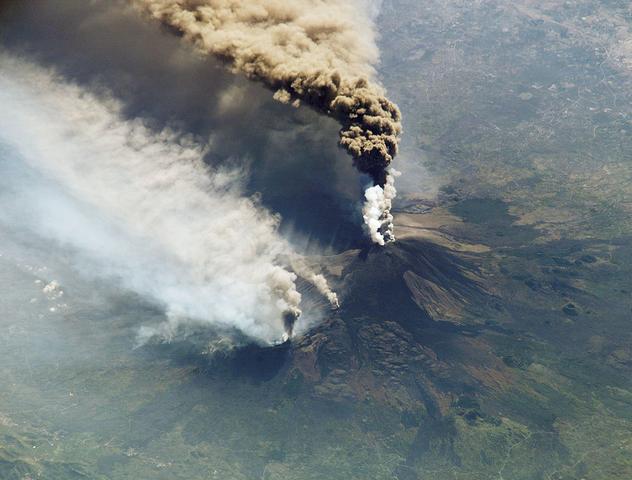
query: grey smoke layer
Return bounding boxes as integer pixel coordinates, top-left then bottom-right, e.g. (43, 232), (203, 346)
(0, 52), (340, 343)
(0, 0), (366, 251)
(135, 0), (402, 244)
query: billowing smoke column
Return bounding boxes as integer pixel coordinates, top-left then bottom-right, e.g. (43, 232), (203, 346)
(134, 0), (402, 244)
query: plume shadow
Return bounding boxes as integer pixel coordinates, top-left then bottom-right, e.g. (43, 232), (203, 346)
(0, 0), (366, 251)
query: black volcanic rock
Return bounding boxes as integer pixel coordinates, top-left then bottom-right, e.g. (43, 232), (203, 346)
(290, 239), (500, 410)
(340, 239), (489, 329)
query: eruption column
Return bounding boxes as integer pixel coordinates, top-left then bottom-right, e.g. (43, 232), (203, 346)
(135, 0), (402, 244)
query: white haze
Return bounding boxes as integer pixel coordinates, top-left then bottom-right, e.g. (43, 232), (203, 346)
(0, 52), (335, 345)
(360, 0), (384, 21)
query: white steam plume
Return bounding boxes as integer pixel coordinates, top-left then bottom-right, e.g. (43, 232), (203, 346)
(134, 0), (402, 245)
(362, 169), (399, 245)
(0, 52), (336, 344)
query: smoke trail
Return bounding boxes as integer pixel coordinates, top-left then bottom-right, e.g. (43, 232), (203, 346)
(289, 256), (339, 310)
(0, 52), (336, 344)
(134, 0), (402, 244)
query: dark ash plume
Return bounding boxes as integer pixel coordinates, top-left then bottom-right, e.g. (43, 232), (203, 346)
(135, 0), (402, 244)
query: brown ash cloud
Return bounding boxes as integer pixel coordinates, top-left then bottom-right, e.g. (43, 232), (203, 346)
(135, 0), (402, 243)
